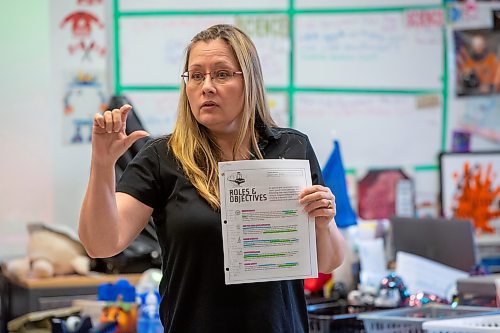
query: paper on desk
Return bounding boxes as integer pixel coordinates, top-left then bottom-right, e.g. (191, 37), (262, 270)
(219, 159), (318, 285)
(358, 238), (389, 288)
(396, 252), (469, 299)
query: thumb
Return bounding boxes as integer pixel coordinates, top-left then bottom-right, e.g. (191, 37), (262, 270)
(124, 130), (150, 149)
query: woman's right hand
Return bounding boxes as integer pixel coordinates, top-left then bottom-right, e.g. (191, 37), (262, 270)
(92, 104), (149, 166)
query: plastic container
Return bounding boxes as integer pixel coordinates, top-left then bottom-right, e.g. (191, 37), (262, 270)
(422, 314), (500, 333)
(98, 278), (136, 302)
(357, 304), (499, 333)
(307, 300), (391, 333)
(137, 291), (163, 333)
(71, 299), (107, 326)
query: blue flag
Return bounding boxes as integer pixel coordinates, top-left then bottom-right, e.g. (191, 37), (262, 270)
(322, 140), (357, 228)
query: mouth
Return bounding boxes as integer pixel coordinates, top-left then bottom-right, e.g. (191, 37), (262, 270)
(201, 101), (218, 109)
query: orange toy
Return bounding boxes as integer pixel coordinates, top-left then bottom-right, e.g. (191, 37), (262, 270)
(99, 301), (138, 333)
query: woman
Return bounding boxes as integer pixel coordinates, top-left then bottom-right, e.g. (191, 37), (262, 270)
(79, 24), (345, 332)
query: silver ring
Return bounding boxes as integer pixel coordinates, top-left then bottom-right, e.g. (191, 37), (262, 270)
(326, 200), (332, 209)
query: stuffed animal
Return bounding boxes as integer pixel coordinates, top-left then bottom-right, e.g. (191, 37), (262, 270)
(4, 223), (90, 279)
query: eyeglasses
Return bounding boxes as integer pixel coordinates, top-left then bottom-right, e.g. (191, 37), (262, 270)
(181, 69), (243, 85)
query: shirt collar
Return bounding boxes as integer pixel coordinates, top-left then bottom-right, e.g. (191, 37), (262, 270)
(262, 125), (281, 140)
(256, 124), (281, 153)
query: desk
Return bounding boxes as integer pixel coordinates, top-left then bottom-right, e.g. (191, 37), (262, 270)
(0, 269), (141, 333)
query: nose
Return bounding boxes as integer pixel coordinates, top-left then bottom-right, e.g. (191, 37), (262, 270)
(201, 73), (216, 94)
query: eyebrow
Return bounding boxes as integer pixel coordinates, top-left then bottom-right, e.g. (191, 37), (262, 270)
(188, 61), (235, 69)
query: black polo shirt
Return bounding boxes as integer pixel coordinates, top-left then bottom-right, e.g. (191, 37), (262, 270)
(116, 126), (324, 333)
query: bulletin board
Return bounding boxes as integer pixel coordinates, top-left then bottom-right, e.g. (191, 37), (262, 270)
(111, 0), (457, 217)
(112, 0), (446, 170)
(445, 2), (500, 152)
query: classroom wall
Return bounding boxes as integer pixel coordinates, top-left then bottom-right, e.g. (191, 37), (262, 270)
(0, 0), (92, 258)
(113, 3), (449, 219)
(0, 0), (53, 257)
(1, 1), (499, 259)
(114, 2), (500, 221)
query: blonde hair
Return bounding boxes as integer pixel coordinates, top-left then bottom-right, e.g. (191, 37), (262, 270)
(169, 24), (276, 209)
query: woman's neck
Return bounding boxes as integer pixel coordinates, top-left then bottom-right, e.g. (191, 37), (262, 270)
(211, 130), (252, 161)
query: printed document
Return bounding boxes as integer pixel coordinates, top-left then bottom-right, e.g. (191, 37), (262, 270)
(396, 252), (468, 299)
(219, 159), (318, 285)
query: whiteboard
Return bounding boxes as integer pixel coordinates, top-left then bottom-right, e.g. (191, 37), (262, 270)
(125, 91), (289, 137)
(295, 0), (440, 9)
(120, 15), (289, 87)
(126, 91), (179, 137)
(119, 0), (288, 11)
(267, 92), (289, 127)
(293, 93), (442, 168)
(294, 11), (444, 89)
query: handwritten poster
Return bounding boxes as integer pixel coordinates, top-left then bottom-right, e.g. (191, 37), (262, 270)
(295, 0), (440, 9)
(119, 0), (288, 11)
(124, 91), (289, 137)
(53, 0), (108, 144)
(293, 93), (442, 168)
(120, 15), (289, 87)
(294, 10), (443, 89)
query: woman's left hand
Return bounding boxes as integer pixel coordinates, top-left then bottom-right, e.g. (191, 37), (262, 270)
(299, 185), (336, 230)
